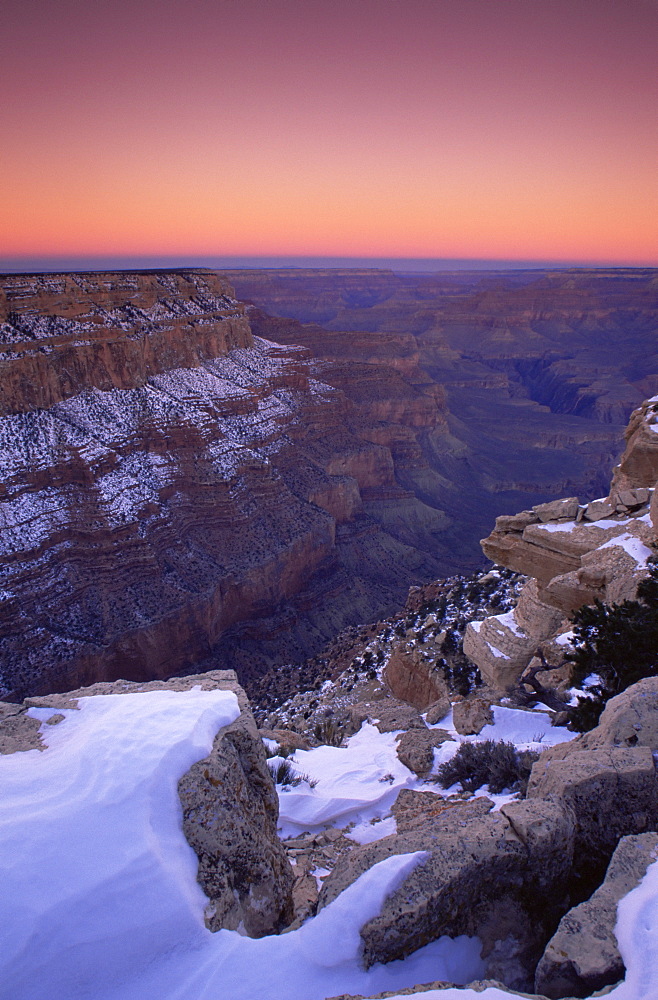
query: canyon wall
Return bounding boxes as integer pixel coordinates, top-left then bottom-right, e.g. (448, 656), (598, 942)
(0, 270), (449, 700)
(228, 267), (658, 561)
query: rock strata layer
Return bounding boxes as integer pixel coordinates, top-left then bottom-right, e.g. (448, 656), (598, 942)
(0, 269), (452, 699)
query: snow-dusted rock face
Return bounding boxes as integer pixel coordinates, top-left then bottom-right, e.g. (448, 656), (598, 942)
(536, 832), (658, 999)
(0, 269), (453, 701)
(0, 269), (253, 412)
(2, 669), (295, 938)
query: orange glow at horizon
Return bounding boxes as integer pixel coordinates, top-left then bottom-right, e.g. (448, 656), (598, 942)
(2, 0), (657, 265)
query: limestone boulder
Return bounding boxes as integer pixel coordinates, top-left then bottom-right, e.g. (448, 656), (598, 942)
(535, 832), (658, 998)
(527, 745), (658, 877)
(452, 696), (494, 735)
(318, 796), (575, 990)
(350, 697), (428, 734)
(425, 695), (451, 725)
(258, 727), (312, 752)
(384, 640), (450, 710)
(395, 727), (452, 776)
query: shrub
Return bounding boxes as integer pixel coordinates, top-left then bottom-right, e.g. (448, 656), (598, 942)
(436, 740), (539, 795)
(314, 714), (345, 747)
(567, 560), (658, 731)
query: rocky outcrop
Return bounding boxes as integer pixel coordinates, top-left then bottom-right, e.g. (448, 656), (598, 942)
(610, 396), (658, 493)
(465, 464), (656, 693)
(177, 673), (294, 936)
(384, 640), (450, 710)
(318, 796), (574, 990)
(1, 669), (295, 938)
(535, 832), (658, 998)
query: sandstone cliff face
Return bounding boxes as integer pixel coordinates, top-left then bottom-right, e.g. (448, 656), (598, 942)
(0, 270), (449, 700)
(0, 269), (252, 413)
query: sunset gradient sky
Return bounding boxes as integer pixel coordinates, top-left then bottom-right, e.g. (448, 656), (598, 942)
(2, 0), (657, 264)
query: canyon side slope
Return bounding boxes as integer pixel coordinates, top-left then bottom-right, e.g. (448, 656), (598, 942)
(0, 269), (450, 699)
(2, 267), (657, 701)
(229, 266), (658, 561)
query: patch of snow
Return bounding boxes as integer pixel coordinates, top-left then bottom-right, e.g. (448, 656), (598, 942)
(347, 815), (397, 844)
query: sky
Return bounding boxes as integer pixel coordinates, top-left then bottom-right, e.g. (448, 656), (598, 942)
(2, 0), (657, 266)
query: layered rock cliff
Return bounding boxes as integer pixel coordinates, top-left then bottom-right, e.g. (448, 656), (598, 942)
(0, 270), (449, 700)
(228, 267), (658, 560)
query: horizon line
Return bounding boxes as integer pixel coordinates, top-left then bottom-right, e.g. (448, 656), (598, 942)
(1, 253), (657, 275)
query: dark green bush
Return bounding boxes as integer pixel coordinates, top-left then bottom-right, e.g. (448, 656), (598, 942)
(436, 740), (539, 795)
(567, 560), (658, 731)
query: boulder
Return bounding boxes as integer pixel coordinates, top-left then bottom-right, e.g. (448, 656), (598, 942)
(584, 499), (615, 521)
(395, 727), (451, 776)
(350, 698), (428, 734)
(178, 672), (295, 937)
(533, 497), (580, 522)
(425, 695), (451, 725)
(258, 727), (312, 752)
(318, 796), (574, 990)
(452, 696), (494, 735)
(535, 832), (658, 998)
(384, 641), (450, 710)
(527, 745), (658, 879)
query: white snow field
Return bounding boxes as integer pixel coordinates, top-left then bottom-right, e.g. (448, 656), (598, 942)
(1, 688), (656, 1000)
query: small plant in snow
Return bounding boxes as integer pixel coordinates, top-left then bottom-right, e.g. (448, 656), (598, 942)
(268, 759), (316, 787)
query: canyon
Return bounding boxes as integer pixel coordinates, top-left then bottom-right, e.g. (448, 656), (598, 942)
(1, 266), (657, 701)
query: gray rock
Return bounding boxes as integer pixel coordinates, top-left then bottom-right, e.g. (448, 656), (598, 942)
(533, 497), (580, 522)
(527, 745), (658, 875)
(395, 728), (451, 776)
(453, 696), (494, 735)
(179, 674), (295, 937)
(584, 500), (616, 521)
(425, 695), (451, 725)
(318, 796), (574, 990)
(350, 698), (428, 734)
(0, 702), (44, 754)
(535, 832), (658, 998)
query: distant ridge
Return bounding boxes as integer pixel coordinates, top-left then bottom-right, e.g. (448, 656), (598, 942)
(0, 254), (653, 274)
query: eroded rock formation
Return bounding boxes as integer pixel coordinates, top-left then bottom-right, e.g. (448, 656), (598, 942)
(464, 394), (658, 693)
(0, 269), (451, 700)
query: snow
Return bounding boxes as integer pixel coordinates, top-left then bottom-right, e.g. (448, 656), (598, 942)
(274, 706), (575, 841)
(485, 641), (510, 660)
(0, 689), (487, 1000)
(475, 705), (575, 748)
(535, 520), (578, 533)
(276, 723), (432, 838)
(494, 610), (525, 636)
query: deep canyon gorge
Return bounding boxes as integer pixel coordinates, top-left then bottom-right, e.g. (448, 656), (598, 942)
(1, 266), (657, 701)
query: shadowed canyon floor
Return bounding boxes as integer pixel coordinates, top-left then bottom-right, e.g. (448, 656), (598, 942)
(1, 267), (657, 699)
